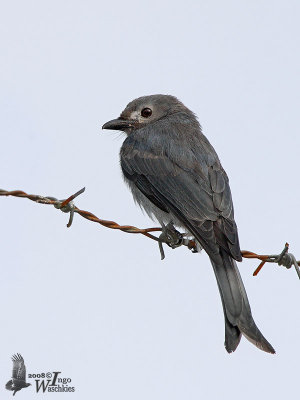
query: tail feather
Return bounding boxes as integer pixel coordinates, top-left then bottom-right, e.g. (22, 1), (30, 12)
(210, 249), (275, 354)
(224, 313), (241, 353)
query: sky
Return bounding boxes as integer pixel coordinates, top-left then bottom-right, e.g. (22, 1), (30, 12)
(0, 1), (300, 399)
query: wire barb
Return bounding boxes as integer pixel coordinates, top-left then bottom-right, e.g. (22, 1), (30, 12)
(54, 187), (86, 227)
(1, 187), (299, 279)
(242, 243), (300, 279)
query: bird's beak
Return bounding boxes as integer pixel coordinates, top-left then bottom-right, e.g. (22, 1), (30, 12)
(102, 118), (134, 131)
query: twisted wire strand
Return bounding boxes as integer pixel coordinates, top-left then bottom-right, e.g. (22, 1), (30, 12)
(1, 187), (299, 278)
(0, 188), (162, 240)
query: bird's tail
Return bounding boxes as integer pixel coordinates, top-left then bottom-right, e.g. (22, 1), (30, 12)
(210, 249), (275, 353)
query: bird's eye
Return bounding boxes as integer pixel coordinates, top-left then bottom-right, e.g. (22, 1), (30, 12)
(141, 108), (152, 118)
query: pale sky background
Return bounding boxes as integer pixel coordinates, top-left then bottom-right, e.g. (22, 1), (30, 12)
(1, 1), (300, 399)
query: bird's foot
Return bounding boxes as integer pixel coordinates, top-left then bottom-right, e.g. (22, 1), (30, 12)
(158, 222), (201, 260)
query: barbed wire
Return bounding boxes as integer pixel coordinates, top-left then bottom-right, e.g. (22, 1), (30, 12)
(1, 187), (299, 279)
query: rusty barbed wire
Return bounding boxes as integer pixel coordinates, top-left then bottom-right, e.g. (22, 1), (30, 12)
(0, 188), (163, 240)
(1, 187), (299, 279)
(242, 243), (300, 279)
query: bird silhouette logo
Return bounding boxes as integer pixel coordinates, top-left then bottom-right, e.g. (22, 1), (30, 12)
(5, 354), (31, 396)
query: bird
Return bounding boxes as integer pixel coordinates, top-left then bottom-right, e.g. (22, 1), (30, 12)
(5, 354), (31, 395)
(102, 94), (275, 354)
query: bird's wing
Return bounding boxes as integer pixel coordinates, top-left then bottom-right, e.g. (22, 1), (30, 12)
(121, 139), (241, 261)
(11, 354), (26, 382)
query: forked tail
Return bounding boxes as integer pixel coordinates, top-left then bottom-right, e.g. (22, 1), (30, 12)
(210, 249), (275, 353)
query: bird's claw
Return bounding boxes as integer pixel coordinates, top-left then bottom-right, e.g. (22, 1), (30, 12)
(158, 222), (201, 260)
(158, 222), (184, 260)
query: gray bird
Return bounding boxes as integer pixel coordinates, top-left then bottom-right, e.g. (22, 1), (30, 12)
(102, 94), (275, 354)
(6, 354), (31, 395)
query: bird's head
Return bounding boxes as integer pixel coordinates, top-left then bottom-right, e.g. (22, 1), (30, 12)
(102, 94), (195, 134)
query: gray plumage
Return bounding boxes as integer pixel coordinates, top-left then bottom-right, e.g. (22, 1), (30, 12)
(6, 354), (31, 395)
(102, 94), (275, 354)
